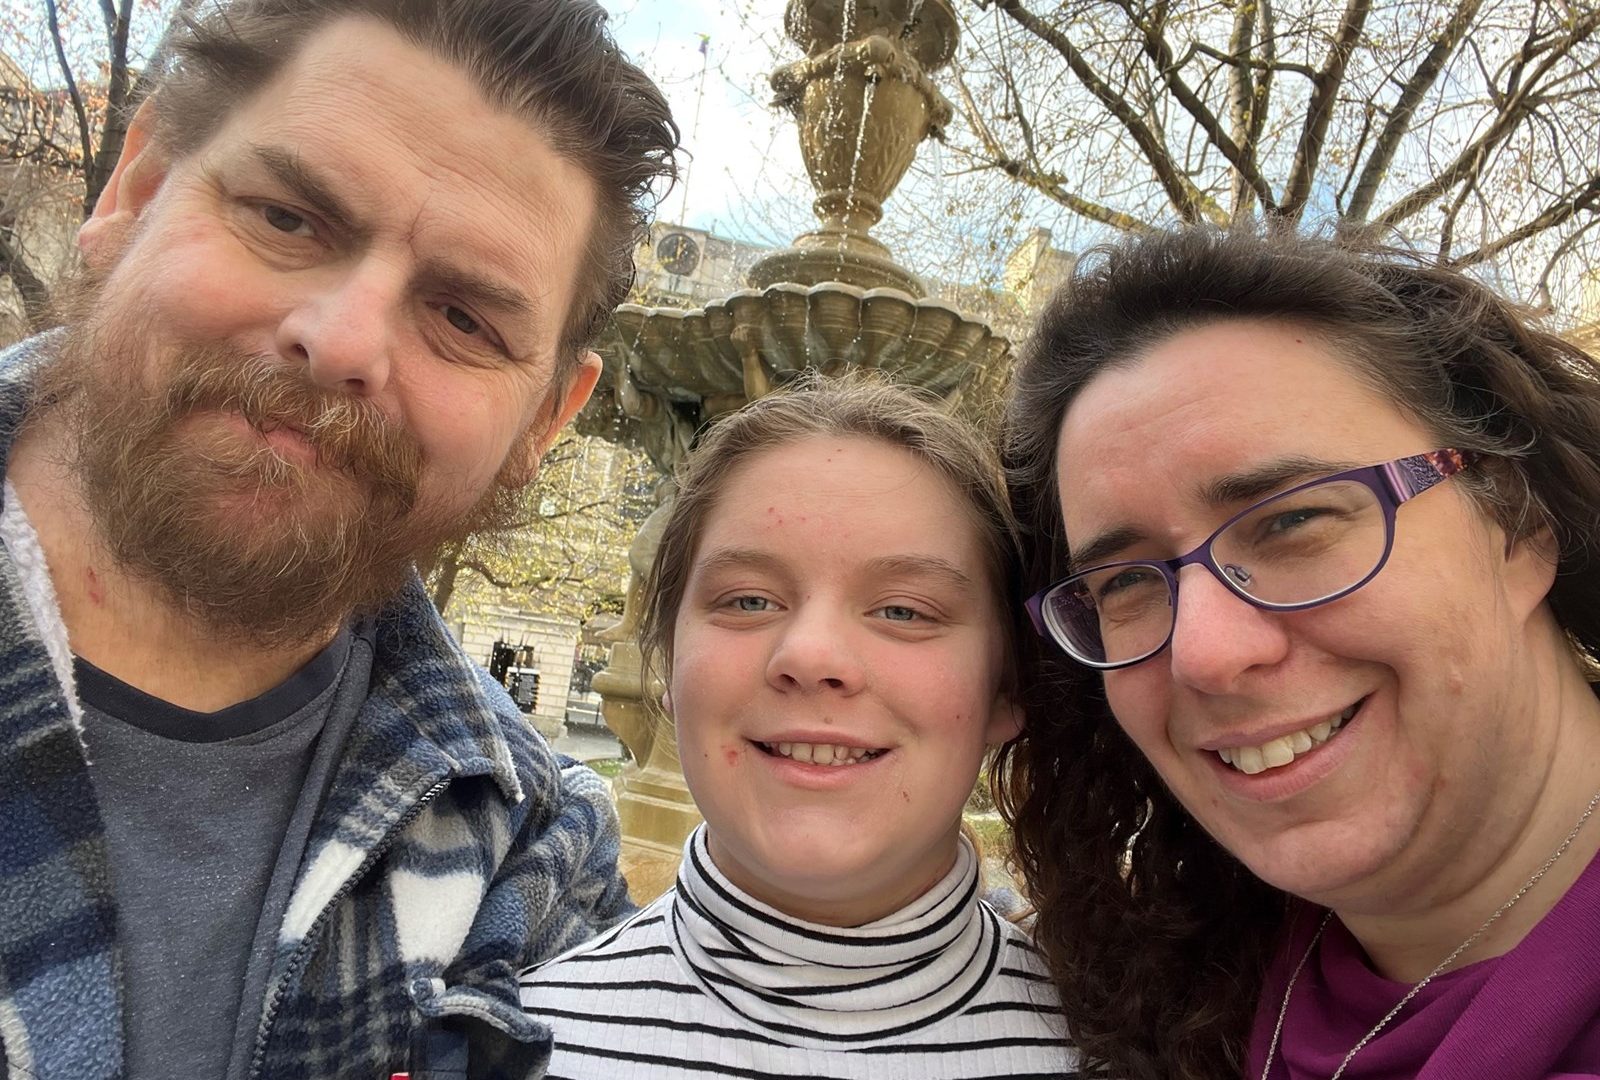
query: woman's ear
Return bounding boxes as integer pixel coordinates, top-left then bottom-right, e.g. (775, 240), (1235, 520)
(660, 688), (673, 715)
(1504, 523), (1559, 622)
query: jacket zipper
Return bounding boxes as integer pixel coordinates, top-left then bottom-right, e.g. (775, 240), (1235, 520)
(246, 776), (452, 1080)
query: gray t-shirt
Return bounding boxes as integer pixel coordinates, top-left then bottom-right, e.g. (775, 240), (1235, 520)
(78, 624), (374, 1080)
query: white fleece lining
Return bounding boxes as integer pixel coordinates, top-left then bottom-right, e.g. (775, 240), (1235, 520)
(0, 479), (84, 737)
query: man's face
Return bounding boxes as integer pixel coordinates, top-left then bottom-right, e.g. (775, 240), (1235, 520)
(1054, 319), (1558, 913)
(61, 17), (602, 642)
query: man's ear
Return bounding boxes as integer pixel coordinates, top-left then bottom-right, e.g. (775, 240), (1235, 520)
(500, 350), (604, 489)
(534, 349), (603, 456)
(78, 98), (171, 268)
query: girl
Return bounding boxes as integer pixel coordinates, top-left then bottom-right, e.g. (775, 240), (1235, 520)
(519, 375), (1077, 1078)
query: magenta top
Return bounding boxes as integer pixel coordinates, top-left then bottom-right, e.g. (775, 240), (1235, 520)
(1247, 850), (1600, 1080)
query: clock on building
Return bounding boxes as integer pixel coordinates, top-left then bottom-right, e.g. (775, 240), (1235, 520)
(656, 232), (701, 276)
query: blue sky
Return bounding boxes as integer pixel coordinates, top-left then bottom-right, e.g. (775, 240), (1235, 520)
(607, 0), (808, 244)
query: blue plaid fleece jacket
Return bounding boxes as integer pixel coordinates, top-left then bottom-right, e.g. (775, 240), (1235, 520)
(0, 335), (634, 1080)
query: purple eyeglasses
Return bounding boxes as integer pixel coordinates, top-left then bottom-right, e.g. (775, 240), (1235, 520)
(1026, 449), (1475, 669)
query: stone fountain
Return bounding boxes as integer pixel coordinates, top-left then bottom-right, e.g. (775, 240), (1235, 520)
(581, 0), (1010, 902)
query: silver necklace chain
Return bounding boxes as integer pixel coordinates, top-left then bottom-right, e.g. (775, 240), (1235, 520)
(1259, 786), (1600, 1080)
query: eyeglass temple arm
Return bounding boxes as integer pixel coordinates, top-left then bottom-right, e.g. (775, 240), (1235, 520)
(1382, 449), (1472, 504)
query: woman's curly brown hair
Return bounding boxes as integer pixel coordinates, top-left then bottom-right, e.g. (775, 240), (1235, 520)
(997, 225), (1600, 1080)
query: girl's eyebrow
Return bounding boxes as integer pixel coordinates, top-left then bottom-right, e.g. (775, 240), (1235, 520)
(692, 547), (785, 578)
(692, 549), (974, 592)
(864, 554), (975, 592)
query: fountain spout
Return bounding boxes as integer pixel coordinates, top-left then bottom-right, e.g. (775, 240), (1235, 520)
(749, 0), (959, 296)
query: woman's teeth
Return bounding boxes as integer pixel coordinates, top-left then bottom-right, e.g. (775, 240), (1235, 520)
(1217, 704), (1358, 775)
(760, 741), (883, 766)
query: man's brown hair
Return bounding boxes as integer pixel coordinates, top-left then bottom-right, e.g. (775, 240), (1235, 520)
(148, 0), (679, 363)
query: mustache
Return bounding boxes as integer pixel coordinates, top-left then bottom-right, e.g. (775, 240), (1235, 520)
(161, 346), (423, 500)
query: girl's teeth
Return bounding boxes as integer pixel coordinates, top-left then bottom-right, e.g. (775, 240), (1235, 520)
(765, 741), (879, 766)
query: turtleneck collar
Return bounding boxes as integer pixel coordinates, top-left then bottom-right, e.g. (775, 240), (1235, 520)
(669, 824), (1004, 1048)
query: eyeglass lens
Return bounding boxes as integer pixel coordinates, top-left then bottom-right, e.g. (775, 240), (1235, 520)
(1045, 478), (1390, 666)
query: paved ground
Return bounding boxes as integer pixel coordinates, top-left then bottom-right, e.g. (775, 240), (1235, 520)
(551, 725), (623, 763)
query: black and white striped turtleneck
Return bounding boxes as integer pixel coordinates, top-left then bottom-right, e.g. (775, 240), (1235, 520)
(519, 826), (1080, 1079)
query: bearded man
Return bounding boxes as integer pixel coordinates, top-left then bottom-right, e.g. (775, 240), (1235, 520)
(0, 2), (677, 1078)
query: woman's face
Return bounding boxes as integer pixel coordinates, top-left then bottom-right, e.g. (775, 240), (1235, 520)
(1053, 319), (1558, 911)
(669, 435), (1019, 925)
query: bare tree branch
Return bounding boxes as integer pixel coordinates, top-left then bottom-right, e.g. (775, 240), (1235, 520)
(983, 0), (1213, 223)
(951, 69), (1159, 232)
(1192, 41), (1316, 80)
(0, 228), (53, 327)
(1378, 7), (1600, 229)
(1120, 0), (1279, 213)
(45, 0), (94, 178)
(1346, 0), (1484, 222)
(85, 0), (138, 215)
(1451, 170), (1600, 267)
(1282, 0), (1373, 220)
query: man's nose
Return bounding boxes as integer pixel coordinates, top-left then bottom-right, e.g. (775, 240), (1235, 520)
(274, 263), (399, 395)
(1166, 563), (1291, 695)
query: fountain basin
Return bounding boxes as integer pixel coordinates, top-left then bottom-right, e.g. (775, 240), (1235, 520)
(595, 280), (1009, 417)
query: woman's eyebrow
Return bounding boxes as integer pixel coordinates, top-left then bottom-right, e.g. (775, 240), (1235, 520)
(1067, 526), (1147, 574)
(1066, 456), (1360, 572)
(1196, 455), (1357, 507)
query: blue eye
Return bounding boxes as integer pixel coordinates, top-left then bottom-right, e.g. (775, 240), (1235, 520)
(879, 605), (919, 622)
(733, 596), (770, 612)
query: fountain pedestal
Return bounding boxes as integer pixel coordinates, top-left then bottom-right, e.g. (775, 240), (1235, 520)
(583, 0), (1003, 902)
(590, 638), (699, 903)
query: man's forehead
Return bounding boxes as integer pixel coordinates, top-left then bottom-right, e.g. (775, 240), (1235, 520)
(196, 16), (597, 313)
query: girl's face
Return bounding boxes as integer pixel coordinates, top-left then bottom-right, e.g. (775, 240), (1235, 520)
(669, 435), (1020, 926)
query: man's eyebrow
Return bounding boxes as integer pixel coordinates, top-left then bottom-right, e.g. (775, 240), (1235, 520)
(863, 554), (976, 592)
(1197, 455), (1359, 507)
(416, 259), (540, 326)
(250, 145), (361, 236)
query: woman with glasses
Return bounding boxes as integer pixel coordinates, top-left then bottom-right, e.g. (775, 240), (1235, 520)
(1001, 226), (1600, 1080)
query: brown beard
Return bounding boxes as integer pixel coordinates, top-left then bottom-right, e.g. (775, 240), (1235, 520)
(34, 266), (538, 648)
